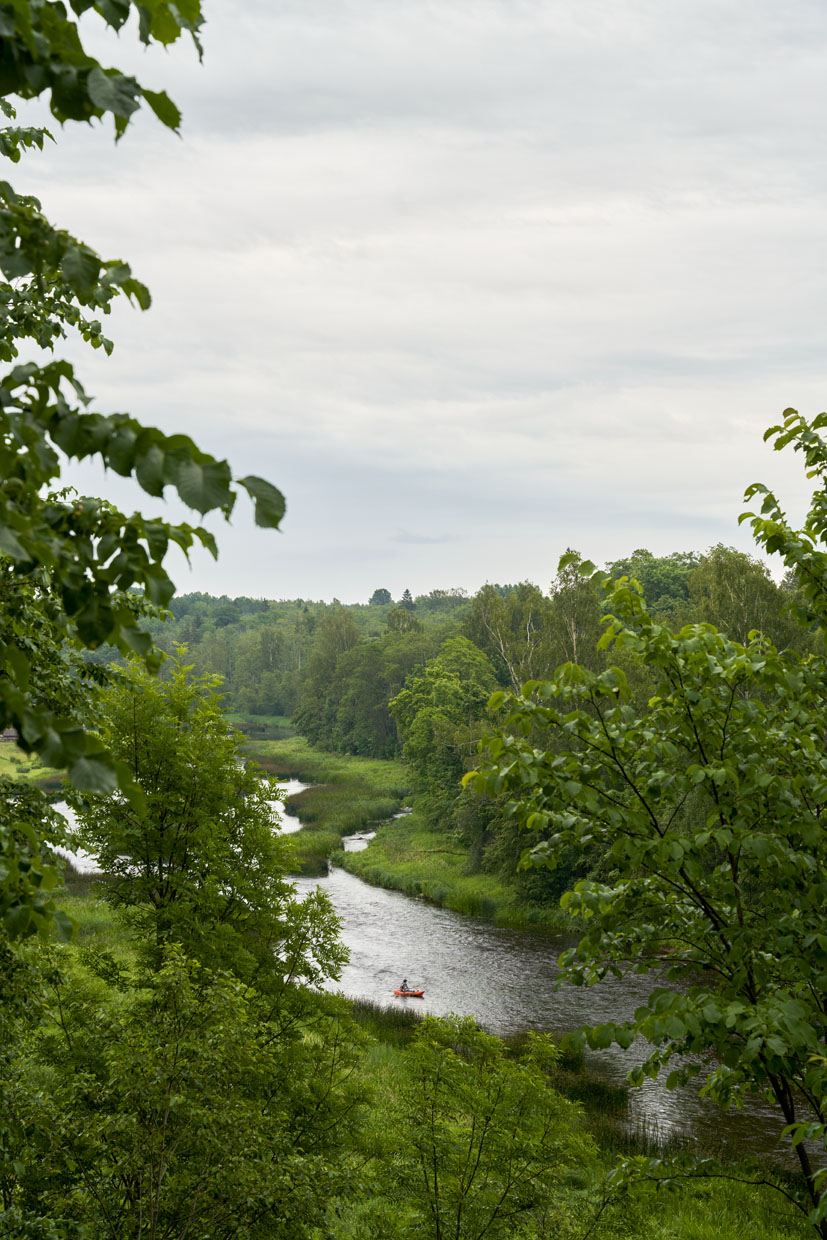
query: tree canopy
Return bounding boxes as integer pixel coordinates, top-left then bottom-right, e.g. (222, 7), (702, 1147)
(71, 654), (347, 990)
(471, 410), (827, 1234)
(0, 1), (285, 938)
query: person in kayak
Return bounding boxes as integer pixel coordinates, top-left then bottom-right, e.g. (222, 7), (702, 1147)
(400, 978), (408, 991)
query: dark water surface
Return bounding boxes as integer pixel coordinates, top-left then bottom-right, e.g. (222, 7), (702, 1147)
(295, 855), (789, 1161)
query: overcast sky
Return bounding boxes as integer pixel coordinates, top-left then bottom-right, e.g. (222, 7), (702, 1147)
(18, 0), (827, 602)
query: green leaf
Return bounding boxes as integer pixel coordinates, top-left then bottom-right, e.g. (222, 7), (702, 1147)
(143, 565), (175, 607)
(143, 521), (169, 561)
(86, 67), (142, 120)
(98, 0), (131, 32)
(135, 442), (166, 496)
(0, 525), (27, 560)
(3, 645), (31, 689)
(4, 904), (33, 939)
(61, 243), (102, 295)
(106, 425), (138, 475)
(119, 276), (152, 310)
(53, 909), (76, 942)
(142, 88), (182, 131)
(121, 626), (153, 657)
(590, 1024), (614, 1049)
(69, 754), (118, 794)
(238, 475), (286, 529)
(194, 527), (218, 559)
(175, 457), (233, 514)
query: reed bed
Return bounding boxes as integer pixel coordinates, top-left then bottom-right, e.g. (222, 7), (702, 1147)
(288, 829), (344, 876)
(248, 735), (409, 797)
(347, 996), (424, 1047)
(246, 737), (411, 874)
(286, 784), (400, 834)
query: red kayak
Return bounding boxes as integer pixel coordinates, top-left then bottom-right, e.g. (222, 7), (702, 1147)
(394, 988), (425, 997)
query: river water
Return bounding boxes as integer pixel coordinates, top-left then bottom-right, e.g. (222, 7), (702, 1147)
(54, 797), (791, 1162)
(295, 841), (791, 1162)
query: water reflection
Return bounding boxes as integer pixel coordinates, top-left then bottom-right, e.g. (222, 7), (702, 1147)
(295, 861), (788, 1159)
(342, 831), (375, 853)
(271, 781), (310, 834)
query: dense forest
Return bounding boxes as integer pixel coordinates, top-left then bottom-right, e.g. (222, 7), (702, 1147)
(142, 544), (809, 731)
(123, 543), (815, 909)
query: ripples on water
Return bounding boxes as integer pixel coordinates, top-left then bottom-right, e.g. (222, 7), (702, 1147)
(52, 794), (790, 1161)
(296, 861), (789, 1160)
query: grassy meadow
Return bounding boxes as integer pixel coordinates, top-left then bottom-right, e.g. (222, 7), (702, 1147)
(0, 742), (63, 794)
(241, 727), (572, 926)
(339, 809), (573, 931)
(244, 733), (411, 874)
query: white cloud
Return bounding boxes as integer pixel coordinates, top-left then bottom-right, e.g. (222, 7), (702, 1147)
(14, 0), (827, 599)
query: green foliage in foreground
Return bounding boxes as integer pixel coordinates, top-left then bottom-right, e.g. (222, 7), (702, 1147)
(472, 410), (827, 1236)
(383, 1016), (594, 1240)
(4, 941), (364, 1240)
(27, 887), (810, 1240)
(1, 664), (360, 1238)
(70, 657), (348, 987)
(331, 1009), (809, 1240)
(0, 1), (283, 943)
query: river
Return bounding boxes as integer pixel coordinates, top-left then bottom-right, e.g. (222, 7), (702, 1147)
(55, 799), (792, 1162)
(295, 836), (791, 1162)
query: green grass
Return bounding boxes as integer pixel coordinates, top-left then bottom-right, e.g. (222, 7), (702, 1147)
(246, 737), (411, 872)
(57, 891), (120, 945)
(286, 783), (401, 834)
(348, 996), (424, 1047)
(53, 880), (142, 972)
(248, 735), (409, 794)
(288, 829), (346, 876)
(340, 811), (573, 931)
(598, 1164), (812, 1240)
(340, 1011), (812, 1240)
(0, 743), (63, 793)
(226, 712), (296, 741)
(255, 738), (574, 929)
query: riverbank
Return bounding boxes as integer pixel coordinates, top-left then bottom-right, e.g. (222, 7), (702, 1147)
(0, 744), (64, 795)
(244, 732), (574, 927)
(337, 808), (575, 932)
(244, 735), (411, 874)
(53, 887), (811, 1240)
(346, 997), (808, 1240)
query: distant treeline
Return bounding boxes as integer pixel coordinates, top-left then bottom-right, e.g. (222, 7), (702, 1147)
(132, 544), (810, 737)
(98, 544), (811, 912)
